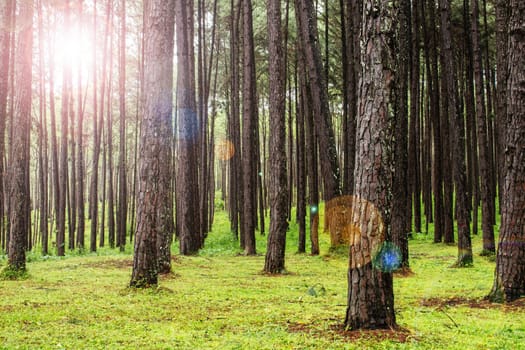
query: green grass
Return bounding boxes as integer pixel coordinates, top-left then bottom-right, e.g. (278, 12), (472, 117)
(0, 209), (523, 349)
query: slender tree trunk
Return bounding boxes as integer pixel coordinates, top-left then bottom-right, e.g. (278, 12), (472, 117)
(440, 0), (473, 266)
(57, 1), (71, 257)
(471, 0), (495, 253)
(76, 1), (86, 251)
(0, 0), (13, 252)
(391, 0), (410, 269)
(6, 0), (32, 273)
(176, 0), (201, 255)
(117, 0), (128, 252)
(294, 0), (341, 203)
(228, 0), (242, 242)
(296, 60), (306, 254)
(264, 0), (288, 274)
(409, 0), (422, 234)
(495, 1), (508, 209)
(241, 0), (258, 256)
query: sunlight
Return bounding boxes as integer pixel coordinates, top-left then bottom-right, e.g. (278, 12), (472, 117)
(50, 20), (93, 87)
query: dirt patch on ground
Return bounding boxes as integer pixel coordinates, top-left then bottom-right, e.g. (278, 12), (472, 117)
(420, 296), (525, 310)
(287, 320), (412, 343)
(82, 259), (133, 269)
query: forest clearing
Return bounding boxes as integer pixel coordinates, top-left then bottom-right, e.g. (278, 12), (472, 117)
(1, 210), (524, 349)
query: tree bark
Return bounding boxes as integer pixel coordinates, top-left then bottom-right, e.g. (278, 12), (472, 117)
(440, 0), (472, 266)
(241, 0), (258, 256)
(489, 0), (525, 301)
(0, 0), (13, 252)
(345, 0), (396, 330)
(391, 0), (410, 269)
(130, 0), (175, 287)
(294, 0), (341, 202)
(7, 0), (32, 272)
(264, 0), (288, 274)
(117, 0), (128, 252)
(471, 0), (495, 253)
(176, 0), (201, 255)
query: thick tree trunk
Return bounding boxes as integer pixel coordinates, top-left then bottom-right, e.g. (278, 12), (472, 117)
(345, 0), (396, 330)
(264, 0), (288, 274)
(130, 0), (175, 287)
(7, 0), (32, 273)
(489, 0), (525, 301)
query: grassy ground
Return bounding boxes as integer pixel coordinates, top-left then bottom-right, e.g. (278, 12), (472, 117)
(0, 209), (524, 349)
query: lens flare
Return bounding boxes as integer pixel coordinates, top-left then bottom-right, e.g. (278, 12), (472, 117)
(372, 242), (402, 273)
(215, 139), (235, 161)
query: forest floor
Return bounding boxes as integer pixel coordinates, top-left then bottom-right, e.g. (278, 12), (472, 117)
(1, 209), (524, 349)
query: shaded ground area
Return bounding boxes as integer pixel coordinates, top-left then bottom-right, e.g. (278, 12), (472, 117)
(288, 320), (412, 343)
(420, 296), (525, 310)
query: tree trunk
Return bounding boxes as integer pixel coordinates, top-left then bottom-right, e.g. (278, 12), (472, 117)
(130, 0), (175, 288)
(296, 60), (306, 254)
(294, 0), (341, 202)
(409, 0), (422, 234)
(241, 0), (258, 256)
(345, 0), (396, 330)
(76, 1), (86, 251)
(495, 0), (508, 211)
(176, 0), (201, 255)
(440, 0), (473, 266)
(0, 0), (13, 253)
(57, 1), (71, 257)
(264, 0), (288, 274)
(471, 0), (495, 253)
(6, 0), (32, 273)
(117, 0), (128, 252)
(488, 0), (525, 301)
(391, 0), (410, 269)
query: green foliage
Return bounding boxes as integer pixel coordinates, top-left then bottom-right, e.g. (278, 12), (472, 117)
(0, 210), (523, 349)
(0, 265), (29, 281)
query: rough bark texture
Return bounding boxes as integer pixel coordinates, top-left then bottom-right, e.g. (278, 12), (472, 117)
(471, 0), (495, 253)
(345, 0), (396, 330)
(495, 0), (508, 208)
(176, 0), (201, 255)
(264, 0), (288, 274)
(130, 0), (175, 287)
(408, 0), (421, 234)
(0, 0), (13, 252)
(489, 0), (525, 302)
(7, 0), (32, 272)
(294, 0), (341, 202)
(391, 0), (410, 269)
(440, 0), (472, 266)
(241, 0), (258, 255)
